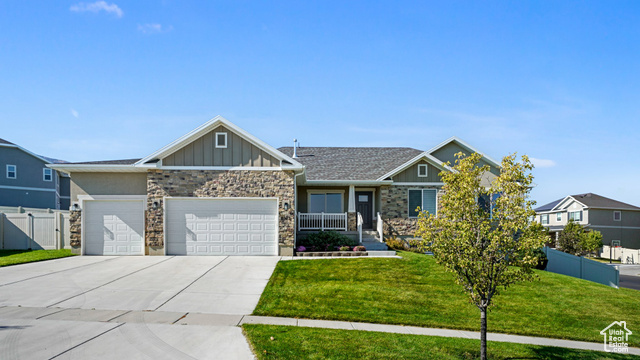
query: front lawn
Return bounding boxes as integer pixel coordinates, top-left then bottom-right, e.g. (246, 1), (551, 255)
(244, 324), (636, 360)
(0, 249), (75, 267)
(253, 252), (640, 345)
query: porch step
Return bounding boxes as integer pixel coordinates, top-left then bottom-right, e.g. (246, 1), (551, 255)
(361, 240), (388, 251)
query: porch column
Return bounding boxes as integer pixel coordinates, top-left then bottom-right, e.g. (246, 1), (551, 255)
(348, 185), (356, 212)
(347, 185), (357, 231)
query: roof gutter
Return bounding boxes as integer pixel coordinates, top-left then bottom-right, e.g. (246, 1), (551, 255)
(303, 180), (393, 186)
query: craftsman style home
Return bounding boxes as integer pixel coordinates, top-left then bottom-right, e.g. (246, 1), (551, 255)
(50, 116), (499, 256)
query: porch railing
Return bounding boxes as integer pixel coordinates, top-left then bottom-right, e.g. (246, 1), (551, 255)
(298, 212), (348, 231)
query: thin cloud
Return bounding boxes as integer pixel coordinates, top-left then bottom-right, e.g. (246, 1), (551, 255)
(70, 108), (79, 118)
(530, 157), (557, 168)
(70, 1), (123, 18)
(137, 23), (173, 34)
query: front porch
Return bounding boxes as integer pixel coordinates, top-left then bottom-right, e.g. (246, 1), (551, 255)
(295, 185), (385, 248)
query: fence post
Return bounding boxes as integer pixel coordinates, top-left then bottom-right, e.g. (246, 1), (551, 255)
(27, 213), (33, 250)
(56, 212), (62, 250)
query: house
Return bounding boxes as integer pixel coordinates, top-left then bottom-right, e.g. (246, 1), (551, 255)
(49, 116), (499, 256)
(535, 193), (640, 249)
(0, 138), (70, 210)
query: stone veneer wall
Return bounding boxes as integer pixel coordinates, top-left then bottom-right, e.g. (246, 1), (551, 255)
(69, 210), (82, 252)
(146, 170), (296, 253)
(347, 212), (357, 231)
(380, 185), (444, 239)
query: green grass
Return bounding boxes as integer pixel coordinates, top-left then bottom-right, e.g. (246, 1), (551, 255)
(253, 252), (640, 345)
(244, 324), (637, 360)
(0, 249), (75, 267)
(590, 257), (621, 264)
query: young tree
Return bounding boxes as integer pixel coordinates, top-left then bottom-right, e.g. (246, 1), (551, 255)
(557, 220), (584, 255)
(581, 230), (603, 257)
(416, 152), (547, 360)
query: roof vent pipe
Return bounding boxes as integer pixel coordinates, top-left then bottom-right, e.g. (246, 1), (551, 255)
(293, 139), (298, 158)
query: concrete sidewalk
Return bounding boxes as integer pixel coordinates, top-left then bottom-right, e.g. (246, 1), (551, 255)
(2, 306), (637, 355)
(242, 315), (640, 355)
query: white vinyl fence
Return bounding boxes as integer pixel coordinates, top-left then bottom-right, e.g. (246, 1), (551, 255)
(621, 248), (640, 264)
(543, 247), (619, 288)
(0, 212), (70, 250)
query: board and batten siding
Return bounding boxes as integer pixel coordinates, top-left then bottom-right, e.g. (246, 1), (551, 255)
(162, 125), (279, 167)
(431, 142), (500, 176)
(392, 160), (442, 182)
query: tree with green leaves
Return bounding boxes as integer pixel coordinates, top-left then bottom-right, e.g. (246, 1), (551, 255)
(581, 230), (603, 257)
(556, 220), (584, 256)
(415, 152), (547, 360)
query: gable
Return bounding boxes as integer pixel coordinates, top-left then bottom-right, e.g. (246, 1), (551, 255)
(162, 124), (279, 167)
(431, 141), (500, 176)
(392, 160), (442, 182)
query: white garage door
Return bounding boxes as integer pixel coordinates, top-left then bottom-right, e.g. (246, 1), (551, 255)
(84, 200), (145, 256)
(165, 198), (278, 256)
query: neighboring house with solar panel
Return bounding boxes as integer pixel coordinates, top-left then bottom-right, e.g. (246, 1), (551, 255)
(534, 193), (640, 249)
(0, 138), (70, 210)
(49, 116), (500, 256)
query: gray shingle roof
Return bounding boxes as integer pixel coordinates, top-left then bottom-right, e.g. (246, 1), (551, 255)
(67, 159), (141, 165)
(536, 193), (640, 212)
(278, 147), (423, 181)
(0, 138), (15, 145)
(571, 193), (640, 211)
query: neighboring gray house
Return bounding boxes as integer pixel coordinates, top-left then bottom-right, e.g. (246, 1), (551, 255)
(49, 116), (499, 256)
(0, 138), (70, 210)
(535, 193), (640, 249)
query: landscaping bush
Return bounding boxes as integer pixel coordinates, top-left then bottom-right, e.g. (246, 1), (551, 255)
(298, 231), (358, 252)
(353, 246), (366, 252)
(339, 246), (351, 251)
(385, 236), (405, 251)
(384, 236), (424, 253)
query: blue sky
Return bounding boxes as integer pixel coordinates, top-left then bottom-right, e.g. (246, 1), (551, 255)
(1, 1), (639, 207)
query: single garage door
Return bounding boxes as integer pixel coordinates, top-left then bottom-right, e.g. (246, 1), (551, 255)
(165, 198), (278, 256)
(84, 200), (145, 255)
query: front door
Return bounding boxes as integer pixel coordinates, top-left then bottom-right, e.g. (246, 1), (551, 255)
(355, 191), (373, 229)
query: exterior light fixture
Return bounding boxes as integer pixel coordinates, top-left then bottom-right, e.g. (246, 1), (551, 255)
(284, 202), (289, 211)
(71, 203), (81, 212)
(152, 201), (159, 210)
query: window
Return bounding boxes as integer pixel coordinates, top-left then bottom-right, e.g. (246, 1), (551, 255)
(6, 165), (16, 179)
(568, 210), (582, 222)
(309, 192), (343, 213)
(540, 214), (549, 225)
(417, 164), (428, 177)
(215, 132), (227, 148)
(43, 168), (52, 181)
(614, 211), (621, 221)
(556, 213), (562, 222)
(408, 189), (437, 217)
(612, 240), (621, 247)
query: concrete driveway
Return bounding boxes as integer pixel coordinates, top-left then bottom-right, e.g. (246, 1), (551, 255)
(0, 255), (281, 359)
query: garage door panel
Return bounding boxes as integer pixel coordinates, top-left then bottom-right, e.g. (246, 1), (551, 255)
(166, 199), (278, 256)
(84, 200), (145, 256)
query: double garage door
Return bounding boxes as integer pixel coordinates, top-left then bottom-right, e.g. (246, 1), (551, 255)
(83, 198), (277, 256)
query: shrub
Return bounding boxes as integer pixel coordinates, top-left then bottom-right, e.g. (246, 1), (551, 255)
(296, 246), (306, 252)
(339, 246), (351, 251)
(385, 236), (406, 251)
(298, 231), (358, 252)
(385, 236), (424, 253)
(353, 245), (366, 252)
